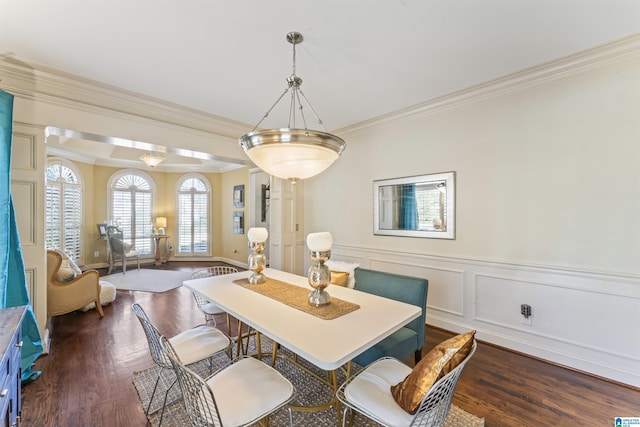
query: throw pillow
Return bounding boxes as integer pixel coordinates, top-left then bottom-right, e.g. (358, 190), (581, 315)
(56, 250), (82, 275)
(55, 260), (77, 283)
(390, 330), (476, 414)
(329, 270), (349, 287)
(324, 260), (359, 288)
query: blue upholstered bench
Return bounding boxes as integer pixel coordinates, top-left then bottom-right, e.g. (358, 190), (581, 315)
(352, 267), (428, 366)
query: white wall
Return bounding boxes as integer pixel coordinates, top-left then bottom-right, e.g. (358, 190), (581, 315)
(2, 36), (638, 386)
(304, 37), (640, 386)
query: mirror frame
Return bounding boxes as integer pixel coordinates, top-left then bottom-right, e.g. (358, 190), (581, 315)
(373, 171), (455, 239)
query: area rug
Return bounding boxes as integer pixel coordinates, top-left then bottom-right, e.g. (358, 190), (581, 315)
(102, 268), (191, 292)
(132, 339), (484, 426)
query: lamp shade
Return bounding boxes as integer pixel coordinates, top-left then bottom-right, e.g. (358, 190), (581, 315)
(240, 129), (345, 181)
(307, 232), (333, 252)
(155, 217), (167, 228)
(248, 227), (269, 243)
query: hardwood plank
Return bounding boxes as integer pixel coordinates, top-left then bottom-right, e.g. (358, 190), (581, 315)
(21, 262), (640, 426)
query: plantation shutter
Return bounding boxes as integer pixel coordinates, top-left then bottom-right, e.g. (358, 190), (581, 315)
(63, 184), (82, 260)
(112, 173), (153, 256)
(45, 163), (82, 261)
(45, 183), (62, 251)
(177, 176), (209, 255)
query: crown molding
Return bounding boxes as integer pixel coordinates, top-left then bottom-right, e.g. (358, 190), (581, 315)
(2, 33), (639, 139)
(337, 33), (640, 134)
(0, 56), (251, 139)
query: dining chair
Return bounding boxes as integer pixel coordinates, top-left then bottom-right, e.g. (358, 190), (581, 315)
(161, 335), (294, 427)
(190, 266), (239, 328)
(190, 266), (258, 357)
(336, 340), (477, 427)
(132, 303), (232, 426)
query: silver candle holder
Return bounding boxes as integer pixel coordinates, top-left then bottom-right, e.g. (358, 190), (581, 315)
(306, 231), (333, 306)
(307, 249), (332, 306)
(247, 227), (268, 284)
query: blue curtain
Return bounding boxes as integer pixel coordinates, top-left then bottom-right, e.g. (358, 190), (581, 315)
(399, 184), (418, 230)
(0, 89), (43, 383)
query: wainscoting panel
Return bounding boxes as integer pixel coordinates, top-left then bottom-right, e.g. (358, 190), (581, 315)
(10, 131), (37, 171)
(369, 257), (465, 316)
(331, 244), (640, 387)
(10, 180), (36, 245)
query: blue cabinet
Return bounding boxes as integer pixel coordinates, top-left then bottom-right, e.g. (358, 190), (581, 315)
(0, 306), (25, 427)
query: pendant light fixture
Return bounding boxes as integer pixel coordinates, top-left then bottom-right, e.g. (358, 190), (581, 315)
(140, 151), (165, 168)
(239, 32), (346, 182)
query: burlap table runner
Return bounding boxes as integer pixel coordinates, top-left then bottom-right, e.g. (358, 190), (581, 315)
(233, 276), (360, 320)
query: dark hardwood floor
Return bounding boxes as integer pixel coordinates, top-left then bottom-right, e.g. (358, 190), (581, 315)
(21, 262), (639, 426)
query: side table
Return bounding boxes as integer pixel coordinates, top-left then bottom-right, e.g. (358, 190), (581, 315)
(153, 235), (171, 266)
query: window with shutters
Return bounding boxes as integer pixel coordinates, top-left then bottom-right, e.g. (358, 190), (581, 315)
(46, 159), (83, 262)
(108, 170), (155, 256)
(176, 174), (211, 256)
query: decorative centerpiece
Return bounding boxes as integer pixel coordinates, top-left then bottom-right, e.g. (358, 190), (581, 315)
(247, 227), (268, 284)
(307, 232), (333, 307)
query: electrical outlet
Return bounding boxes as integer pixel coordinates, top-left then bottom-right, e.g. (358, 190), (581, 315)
(93, 251), (99, 258)
(521, 304), (532, 326)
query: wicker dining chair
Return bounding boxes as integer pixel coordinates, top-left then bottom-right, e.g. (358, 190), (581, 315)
(337, 340), (477, 427)
(161, 335), (294, 427)
(132, 303), (232, 426)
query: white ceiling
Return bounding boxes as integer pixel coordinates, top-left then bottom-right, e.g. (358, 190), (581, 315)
(1, 0), (639, 170)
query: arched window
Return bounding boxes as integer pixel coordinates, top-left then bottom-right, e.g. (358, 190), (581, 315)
(46, 159), (83, 261)
(176, 174), (211, 255)
(108, 170), (155, 256)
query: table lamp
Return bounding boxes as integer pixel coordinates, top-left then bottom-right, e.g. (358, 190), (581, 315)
(247, 227), (268, 284)
(155, 217), (167, 235)
(307, 231), (333, 306)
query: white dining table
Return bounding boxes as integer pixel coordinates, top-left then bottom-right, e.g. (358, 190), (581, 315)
(183, 267), (422, 372)
(183, 267), (422, 423)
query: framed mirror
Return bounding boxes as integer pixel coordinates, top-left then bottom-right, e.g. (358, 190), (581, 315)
(373, 171), (455, 239)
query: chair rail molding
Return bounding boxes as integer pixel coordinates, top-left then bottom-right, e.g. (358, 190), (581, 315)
(331, 243), (640, 388)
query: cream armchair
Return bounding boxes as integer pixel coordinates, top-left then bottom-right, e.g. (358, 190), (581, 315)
(47, 250), (104, 318)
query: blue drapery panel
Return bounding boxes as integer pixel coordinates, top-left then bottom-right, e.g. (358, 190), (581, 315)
(0, 89), (43, 382)
(399, 184), (418, 230)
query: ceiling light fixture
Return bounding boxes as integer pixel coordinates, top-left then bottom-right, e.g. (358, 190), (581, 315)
(239, 32), (346, 182)
(140, 152), (165, 168)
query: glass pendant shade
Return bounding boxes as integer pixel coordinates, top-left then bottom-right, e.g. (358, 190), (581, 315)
(239, 32), (346, 181)
(240, 129), (345, 181)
